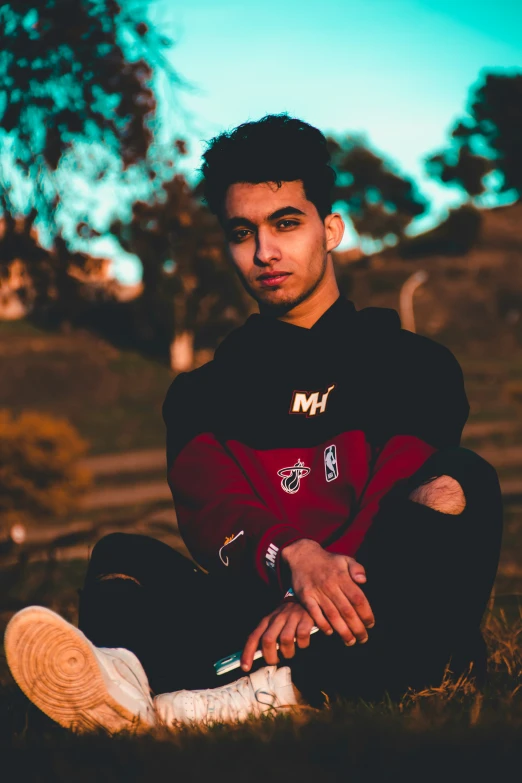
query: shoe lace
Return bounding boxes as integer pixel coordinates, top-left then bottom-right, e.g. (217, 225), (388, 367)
(194, 676), (276, 724)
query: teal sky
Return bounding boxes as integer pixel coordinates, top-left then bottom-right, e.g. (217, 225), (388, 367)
(104, 0), (522, 282)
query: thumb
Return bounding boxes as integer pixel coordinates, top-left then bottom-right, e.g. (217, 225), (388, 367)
(347, 557), (366, 583)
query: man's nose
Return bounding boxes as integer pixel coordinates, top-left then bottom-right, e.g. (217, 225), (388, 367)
(254, 228), (282, 265)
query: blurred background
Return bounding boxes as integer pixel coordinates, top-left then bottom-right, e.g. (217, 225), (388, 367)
(0, 0), (521, 640)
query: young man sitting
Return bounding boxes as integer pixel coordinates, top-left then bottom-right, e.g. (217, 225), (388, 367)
(4, 114), (503, 734)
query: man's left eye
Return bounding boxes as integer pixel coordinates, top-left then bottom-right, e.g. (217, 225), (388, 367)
(278, 220), (299, 229)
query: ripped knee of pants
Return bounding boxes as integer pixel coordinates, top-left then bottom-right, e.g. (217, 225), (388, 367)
(408, 474), (466, 515)
(96, 573), (141, 586)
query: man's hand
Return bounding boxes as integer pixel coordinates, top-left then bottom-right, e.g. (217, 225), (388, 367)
(241, 601), (316, 672)
(281, 539), (375, 646)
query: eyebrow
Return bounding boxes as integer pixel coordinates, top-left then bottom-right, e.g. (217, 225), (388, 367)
(225, 206), (306, 231)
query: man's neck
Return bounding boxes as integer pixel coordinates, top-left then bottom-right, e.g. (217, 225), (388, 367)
(273, 273), (340, 330)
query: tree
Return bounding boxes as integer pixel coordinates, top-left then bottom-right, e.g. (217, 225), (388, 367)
(326, 135), (427, 243)
(399, 204), (482, 259)
(0, 0), (183, 316)
(110, 173), (250, 369)
(426, 144), (494, 200)
(426, 71), (522, 201)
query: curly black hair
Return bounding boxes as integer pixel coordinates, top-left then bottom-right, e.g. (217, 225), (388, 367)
(200, 113), (336, 222)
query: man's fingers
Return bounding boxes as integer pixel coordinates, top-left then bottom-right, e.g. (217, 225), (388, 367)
(277, 611), (301, 660)
(241, 617), (270, 671)
(339, 576), (375, 628)
(300, 595), (334, 637)
(318, 594), (356, 645)
(261, 613), (288, 665)
(331, 588), (369, 643)
(347, 557), (367, 583)
(295, 613), (315, 649)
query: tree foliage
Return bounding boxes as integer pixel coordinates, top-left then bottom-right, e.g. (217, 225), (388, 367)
(0, 0), (180, 235)
(426, 71), (522, 201)
(0, 0), (188, 332)
(326, 135), (427, 241)
(109, 173), (250, 364)
(399, 205), (482, 259)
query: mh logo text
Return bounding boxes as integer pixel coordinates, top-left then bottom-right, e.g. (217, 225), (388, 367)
(290, 384), (336, 418)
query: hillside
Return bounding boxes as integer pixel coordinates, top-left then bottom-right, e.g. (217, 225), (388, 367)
(332, 203), (522, 422)
(0, 320), (173, 455)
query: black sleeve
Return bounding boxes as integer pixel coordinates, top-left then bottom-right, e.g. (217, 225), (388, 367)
(370, 330), (470, 450)
(162, 365), (214, 470)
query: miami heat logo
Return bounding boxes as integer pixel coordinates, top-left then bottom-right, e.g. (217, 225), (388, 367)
(277, 459), (311, 494)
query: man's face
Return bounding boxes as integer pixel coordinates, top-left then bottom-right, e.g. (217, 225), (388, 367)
(222, 180), (343, 313)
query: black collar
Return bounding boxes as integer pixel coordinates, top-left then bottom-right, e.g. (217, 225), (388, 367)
(253, 295), (356, 335)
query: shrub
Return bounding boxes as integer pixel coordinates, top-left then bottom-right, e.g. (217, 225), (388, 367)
(0, 410), (91, 528)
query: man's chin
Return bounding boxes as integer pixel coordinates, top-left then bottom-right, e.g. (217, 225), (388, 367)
(252, 288), (308, 317)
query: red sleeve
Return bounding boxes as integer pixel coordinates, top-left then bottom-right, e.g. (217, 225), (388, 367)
(325, 435), (436, 558)
(167, 432), (302, 585)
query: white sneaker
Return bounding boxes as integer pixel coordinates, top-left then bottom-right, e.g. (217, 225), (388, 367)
(4, 605), (156, 734)
(154, 665), (299, 727)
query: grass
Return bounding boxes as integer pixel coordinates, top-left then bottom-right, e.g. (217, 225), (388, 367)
(1, 557), (522, 781)
(1, 610), (522, 782)
(0, 547), (520, 779)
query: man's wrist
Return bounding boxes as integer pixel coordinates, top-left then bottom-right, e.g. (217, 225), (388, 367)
(281, 537), (321, 565)
(255, 526), (303, 588)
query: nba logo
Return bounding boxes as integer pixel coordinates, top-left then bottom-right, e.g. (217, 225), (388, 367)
(324, 445), (338, 482)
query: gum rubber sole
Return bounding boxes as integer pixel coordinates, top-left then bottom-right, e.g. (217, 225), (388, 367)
(4, 606), (147, 734)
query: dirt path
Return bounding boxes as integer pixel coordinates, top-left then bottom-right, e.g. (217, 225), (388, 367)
(473, 445), (522, 468)
(80, 481), (172, 510)
(13, 507), (188, 565)
(81, 449), (165, 476)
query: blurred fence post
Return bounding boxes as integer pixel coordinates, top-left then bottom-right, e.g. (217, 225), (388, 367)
(399, 270), (428, 333)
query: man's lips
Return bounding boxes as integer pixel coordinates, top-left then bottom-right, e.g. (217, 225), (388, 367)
(257, 272), (291, 287)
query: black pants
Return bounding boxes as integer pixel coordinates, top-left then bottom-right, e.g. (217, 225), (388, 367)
(77, 447), (503, 706)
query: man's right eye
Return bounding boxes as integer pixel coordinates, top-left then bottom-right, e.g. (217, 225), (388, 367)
(230, 229), (251, 243)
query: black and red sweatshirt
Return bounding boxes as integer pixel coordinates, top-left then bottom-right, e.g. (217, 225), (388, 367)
(162, 296), (469, 593)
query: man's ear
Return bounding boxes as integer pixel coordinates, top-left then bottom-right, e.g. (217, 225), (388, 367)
(324, 212), (345, 253)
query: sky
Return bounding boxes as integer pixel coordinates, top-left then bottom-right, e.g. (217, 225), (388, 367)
(104, 0), (522, 283)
